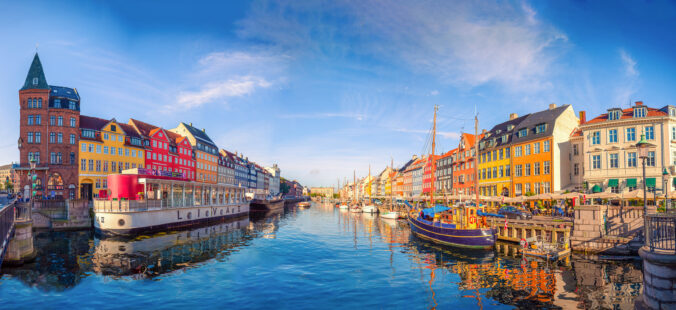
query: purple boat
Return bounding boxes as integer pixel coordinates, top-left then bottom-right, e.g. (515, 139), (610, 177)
(407, 207), (497, 250)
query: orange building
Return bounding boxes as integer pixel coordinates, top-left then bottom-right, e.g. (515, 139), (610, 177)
(170, 122), (219, 184)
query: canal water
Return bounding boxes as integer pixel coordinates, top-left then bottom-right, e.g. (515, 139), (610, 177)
(1, 203), (643, 309)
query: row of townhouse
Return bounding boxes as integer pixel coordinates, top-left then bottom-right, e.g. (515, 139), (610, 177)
(16, 53), (281, 200)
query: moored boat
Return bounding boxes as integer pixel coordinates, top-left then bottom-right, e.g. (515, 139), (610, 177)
(407, 204), (497, 249)
(339, 204), (349, 210)
(380, 211), (399, 219)
(361, 204), (378, 213)
(93, 168), (249, 236)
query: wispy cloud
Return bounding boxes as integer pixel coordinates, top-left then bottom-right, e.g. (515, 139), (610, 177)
(613, 49), (641, 105)
(167, 50), (288, 111)
(278, 112), (366, 121)
(237, 0), (568, 92)
(620, 49), (638, 77)
(175, 76), (271, 110)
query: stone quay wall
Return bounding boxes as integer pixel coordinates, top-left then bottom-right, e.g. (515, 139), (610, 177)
(571, 205), (654, 253)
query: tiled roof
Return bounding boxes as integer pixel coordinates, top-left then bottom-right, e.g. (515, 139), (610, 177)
(21, 53), (49, 90)
(49, 86), (80, 101)
(570, 128), (582, 137)
(180, 122), (216, 147)
(511, 105), (572, 145)
(118, 123), (142, 139)
(479, 114), (530, 150)
(129, 118), (185, 145)
(80, 115), (109, 131)
(585, 106), (667, 125)
(128, 118), (156, 137)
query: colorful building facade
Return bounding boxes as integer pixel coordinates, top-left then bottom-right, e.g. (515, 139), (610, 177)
(128, 119), (195, 181)
(170, 123), (219, 184)
(78, 116), (146, 199)
(478, 114), (528, 197)
(451, 133), (481, 196)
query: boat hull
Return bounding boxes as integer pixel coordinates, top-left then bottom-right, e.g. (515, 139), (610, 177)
(408, 215), (496, 249)
(94, 203), (250, 236)
(250, 199), (284, 212)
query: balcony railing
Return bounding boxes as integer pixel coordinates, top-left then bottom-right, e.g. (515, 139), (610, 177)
(645, 213), (676, 254)
(93, 198), (246, 213)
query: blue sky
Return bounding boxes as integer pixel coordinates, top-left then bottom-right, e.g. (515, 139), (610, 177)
(1, 1), (675, 187)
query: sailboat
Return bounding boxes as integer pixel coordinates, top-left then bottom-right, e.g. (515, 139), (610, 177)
(349, 170), (362, 213)
(406, 106), (497, 249)
(361, 165), (378, 213)
(381, 159), (400, 219)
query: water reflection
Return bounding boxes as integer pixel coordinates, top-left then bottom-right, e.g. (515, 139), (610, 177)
(91, 217), (251, 278)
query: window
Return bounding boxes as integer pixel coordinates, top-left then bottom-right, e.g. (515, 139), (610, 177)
(50, 152), (56, 164)
(627, 152), (637, 167)
(544, 182), (550, 193)
(96, 160), (101, 172)
(534, 162), (540, 175)
(37, 98), (42, 108)
(645, 126), (654, 140)
(50, 116), (55, 126)
(58, 116), (63, 126)
(96, 145), (101, 153)
(634, 107), (646, 118)
(525, 144), (531, 155)
(54, 99), (61, 108)
(110, 125), (116, 132)
(534, 183), (540, 194)
(125, 163), (130, 170)
(111, 162), (116, 172)
(492, 167), (497, 179)
(608, 129), (618, 143)
(36, 115), (41, 125)
(647, 151), (656, 167)
(28, 132), (34, 143)
(592, 155), (601, 169)
(96, 179), (100, 189)
(573, 144), (578, 156)
(57, 133), (63, 144)
(103, 161), (108, 172)
(515, 165), (522, 177)
(535, 124), (546, 134)
(499, 166), (504, 178)
(70, 152), (75, 164)
(609, 153), (619, 168)
(624, 127), (636, 142)
(518, 128), (528, 137)
(118, 148), (123, 156)
(50, 132), (55, 143)
(672, 127), (676, 140)
(505, 165), (511, 177)
(534, 142), (540, 154)
(544, 161), (550, 174)
(525, 183), (531, 194)
(70, 117), (76, 127)
(81, 159), (86, 171)
(88, 159), (94, 171)
(125, 148), (130, 156)
(70, 134), (75, 145)
(69, 101), (76, 110)
(591, 131), (601, 145)
(574, 163), (579, 175)
(147, 152), (151, 159)
(111, 147), (116, 155)
(102, 179), (107, 189)
(525, 164), (531, 176)
(28, 115), (34, 125)
(103, 133), (109, 140)
(492, 150), (497, 161)
(103, 146), (108, 154)
(515, 183), (522, 195)
(608, 110), (621, 120)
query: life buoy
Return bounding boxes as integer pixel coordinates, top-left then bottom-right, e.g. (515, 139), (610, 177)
(469, 216), (476, 224)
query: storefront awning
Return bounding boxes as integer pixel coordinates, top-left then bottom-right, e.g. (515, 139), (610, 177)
(591, 184), (602, 193)
(626, 178), (637, 187)
(608, 179), (619, 187)
(646, 178), (656, 187)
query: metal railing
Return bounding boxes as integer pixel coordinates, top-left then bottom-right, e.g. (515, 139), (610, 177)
(93, 198), (246, 213)
(645, 213), (676, 254)
(0, 199), (16, 265)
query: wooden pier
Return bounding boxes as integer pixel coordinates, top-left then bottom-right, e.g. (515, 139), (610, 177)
(486, 217), (572, 245)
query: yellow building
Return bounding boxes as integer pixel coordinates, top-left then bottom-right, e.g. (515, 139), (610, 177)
(79, 116), (146, 199)
(478, 114), (527, 198)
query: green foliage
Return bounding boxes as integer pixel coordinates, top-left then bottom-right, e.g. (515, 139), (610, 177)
(332, 193), (340, 199)
(524, 191), (535, 197)
(280, 182), (290, 194)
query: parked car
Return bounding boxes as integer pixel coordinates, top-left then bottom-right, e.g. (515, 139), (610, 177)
(498, 206), (532, 220)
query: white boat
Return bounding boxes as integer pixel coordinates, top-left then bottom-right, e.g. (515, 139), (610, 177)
(349, 206), (362, 213)
(339, 205), (349, 209)
(93, 169), (249, 236)
(362, 205), (378, 213)
(380, 211), (399, 219)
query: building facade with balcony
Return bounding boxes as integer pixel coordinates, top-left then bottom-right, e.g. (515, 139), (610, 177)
(580, 101), (676, 195)
(128, 119), (195, 181)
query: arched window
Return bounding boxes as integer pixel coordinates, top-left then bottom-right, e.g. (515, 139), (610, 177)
(37, 98), (42, 108)
(27, 98), (33, 108)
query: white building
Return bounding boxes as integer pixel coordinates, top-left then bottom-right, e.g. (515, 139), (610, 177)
(265, 164), (281, 196)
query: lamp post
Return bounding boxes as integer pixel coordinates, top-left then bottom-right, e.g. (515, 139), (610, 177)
(28, 158), (36, 202)
(663, 167), (670, 210)
(635, 134), (655, 237)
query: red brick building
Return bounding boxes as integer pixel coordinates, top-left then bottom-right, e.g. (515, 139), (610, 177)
(17, 53), (80, 199)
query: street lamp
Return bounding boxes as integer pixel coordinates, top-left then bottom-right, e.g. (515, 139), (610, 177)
(636, 133), (655, 235)
(28, 158), (36, 201)
(663, 167), (670, 210)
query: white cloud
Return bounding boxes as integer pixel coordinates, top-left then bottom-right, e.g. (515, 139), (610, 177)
(175, 76), (271, 110)
(620, 49), (638, 77)
(168, 50), (287, 111)
(430, 90), (439, 96)
(237, 0), (567, 92)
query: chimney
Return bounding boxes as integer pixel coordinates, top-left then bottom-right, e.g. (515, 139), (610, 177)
(189, 122), (193, 127)
(549, 103), (557, 110)
(509, 113), (518, 120)
(635, 101), (643, 106)
(202, 128), (205, 132)
(481, 129), (487, 135)
(579, 111), (586, 124)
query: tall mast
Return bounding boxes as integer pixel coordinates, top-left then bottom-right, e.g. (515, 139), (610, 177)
(431, 105), (438, 206)
(368, 164), (371, 198)
(353, 169), (356, 201)
(474, 114), (479, 206)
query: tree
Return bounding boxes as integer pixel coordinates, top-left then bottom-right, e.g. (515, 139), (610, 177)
(280, 182), (290, 195)
(332, 193), (340, 199)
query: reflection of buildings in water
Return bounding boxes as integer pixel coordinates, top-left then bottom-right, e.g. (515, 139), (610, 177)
(0, 231), (93, 292)
(248, 207), (285, 239)
(572, 257), (642, 310)
(91, 218), (251, 277)
(377, 219), (410, 245)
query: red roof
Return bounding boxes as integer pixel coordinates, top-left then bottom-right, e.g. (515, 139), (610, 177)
(80, 115), (109, 131)
(128, 118), (187, 146)
(570, 128), (582, 137)
(585, 106), (667, 125)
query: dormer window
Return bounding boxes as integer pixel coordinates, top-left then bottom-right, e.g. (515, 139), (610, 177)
(518, 128), (528, 137)
(634, 107), (647, 118)
(507, 125), (514, 131)
(535, 124), (547, 134)
(32, 77), (38, 85)
(608, 109), (622, 121)
(501, 135), (508, 143)
(670, 107), (676, 117)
